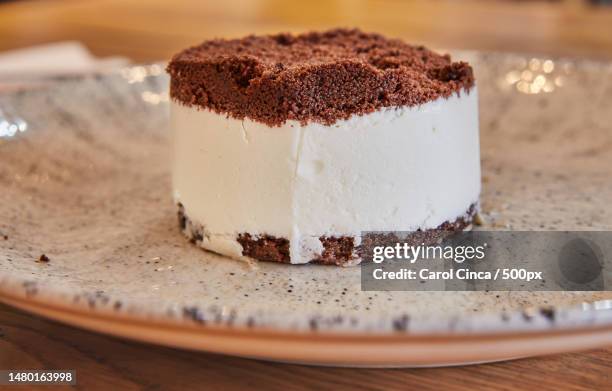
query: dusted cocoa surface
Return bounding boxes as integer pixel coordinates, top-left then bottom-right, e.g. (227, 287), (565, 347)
(167, 28), (474, 127)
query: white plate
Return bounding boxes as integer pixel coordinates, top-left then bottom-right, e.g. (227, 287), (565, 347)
(1, 54), (612, 367)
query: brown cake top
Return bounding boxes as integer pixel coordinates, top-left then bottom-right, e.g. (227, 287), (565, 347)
(167, 28), (475, 126)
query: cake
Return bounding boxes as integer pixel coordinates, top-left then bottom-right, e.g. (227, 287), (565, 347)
(167, 28), (480, 266)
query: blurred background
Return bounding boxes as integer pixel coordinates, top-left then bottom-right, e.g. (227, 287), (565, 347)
(1, 0), (612, 64)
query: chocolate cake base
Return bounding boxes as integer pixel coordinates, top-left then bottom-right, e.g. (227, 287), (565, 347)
(178, 203), (476, 266)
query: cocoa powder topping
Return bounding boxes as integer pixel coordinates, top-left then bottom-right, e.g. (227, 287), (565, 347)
(167, 28), (475, 127)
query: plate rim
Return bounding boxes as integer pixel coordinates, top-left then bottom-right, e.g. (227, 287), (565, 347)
(3, 289), (612, 367)
(2, 280), (612, 341)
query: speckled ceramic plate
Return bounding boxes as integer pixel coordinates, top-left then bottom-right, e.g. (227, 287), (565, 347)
(1, 52), (612, 367)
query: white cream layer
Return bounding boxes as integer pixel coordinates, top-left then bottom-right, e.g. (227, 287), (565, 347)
(171, 88), (480, 264)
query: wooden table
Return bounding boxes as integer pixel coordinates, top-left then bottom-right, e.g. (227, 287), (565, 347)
(1, 0), (611, 389)
(1, 0), (612, 62)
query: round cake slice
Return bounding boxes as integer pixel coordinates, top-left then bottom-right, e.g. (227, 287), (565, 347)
(167, 28), (480, 266)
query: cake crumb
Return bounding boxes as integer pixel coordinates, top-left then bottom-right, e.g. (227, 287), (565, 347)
(473, 212), (486, 226)
(38, 254), (50, 263)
